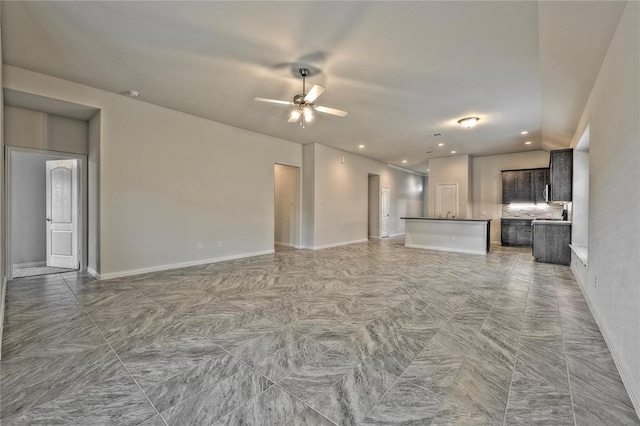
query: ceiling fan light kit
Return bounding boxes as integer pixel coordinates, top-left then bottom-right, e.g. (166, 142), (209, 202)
(255, 67), (348, 128)
(458, 117), (480, 128)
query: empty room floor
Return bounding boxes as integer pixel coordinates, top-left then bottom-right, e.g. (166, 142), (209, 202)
(1, 238), (638, 425)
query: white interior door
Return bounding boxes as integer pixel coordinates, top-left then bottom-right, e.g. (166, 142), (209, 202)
(436, 183), (458, 219)
(381, 186), (390, 238)
(46, 159), (79, 269)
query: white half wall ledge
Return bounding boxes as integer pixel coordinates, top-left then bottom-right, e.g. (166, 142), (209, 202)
(312, 238), (369, 250)
(98, 250), (275, 281)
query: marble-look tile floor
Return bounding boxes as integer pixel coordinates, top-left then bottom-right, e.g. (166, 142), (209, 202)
(1, 238), (638, 425)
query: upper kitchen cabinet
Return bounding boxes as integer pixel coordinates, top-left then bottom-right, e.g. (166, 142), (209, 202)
(502, 171), (518, 203)
(550, 149), (573, 201)
(502, 168), (545, 204)
(534, 168), (550, 204)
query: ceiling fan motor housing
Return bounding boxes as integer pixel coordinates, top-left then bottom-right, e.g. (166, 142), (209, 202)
(293, 94), (307, 106)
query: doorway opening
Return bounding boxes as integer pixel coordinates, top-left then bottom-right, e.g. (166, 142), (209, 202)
(274, 164), (301, 250)
(6, 148), (87, 280)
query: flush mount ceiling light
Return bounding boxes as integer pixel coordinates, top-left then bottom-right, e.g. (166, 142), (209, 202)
(438, 143), (444, 147)
(521, 131), (529, 135)
(457, 117), (479, 128)
(402, 160), (407, 163)
(358, 144), (365, 149)
(127, 89), (140, 98)
(451, 150), (457, 154)
(525, 141), (532, 145)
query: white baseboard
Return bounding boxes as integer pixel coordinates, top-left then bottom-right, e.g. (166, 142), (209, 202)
(87, 267), (100, 279)
(404, 243), (487, 255)
(570, 265), (640, 418)
(274, 241), (296, 247)
(390, 233), (405, 238)
(99, 250), (275, 280)
(13, 261), (46, 268)
(0, 277), (7, 360)
(368, 235), (381, 240)
(312, 238), (369, 250)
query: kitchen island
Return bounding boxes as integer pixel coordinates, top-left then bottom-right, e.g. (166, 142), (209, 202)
(401, 217), (492, 255)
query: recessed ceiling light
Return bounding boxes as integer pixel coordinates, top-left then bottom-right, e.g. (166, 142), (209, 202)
(127, 90), (140, 98)
(402, 160), (407, 163)
(521, 131), (528, 135)
(457, 117), (479, 128)
(427, 169), (430, 172)
(438, 143), (444, 147)
(451, 150), (457, 154)
(358, 144), (365, 149)
(525, 141), (532, 145)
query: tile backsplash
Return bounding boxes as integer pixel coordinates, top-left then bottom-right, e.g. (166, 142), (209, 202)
(502, 203), (566, 219)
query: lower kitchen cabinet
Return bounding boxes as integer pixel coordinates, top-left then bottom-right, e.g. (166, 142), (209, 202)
(501, 219), (533, 246)
(532, 222), (571, 265)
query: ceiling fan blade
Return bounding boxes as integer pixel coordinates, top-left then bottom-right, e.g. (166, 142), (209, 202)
(288, 109), (302, 123)
(315, 105), (348, 117)
(254, 97), (293, 105)
(304, 85), (326, 103)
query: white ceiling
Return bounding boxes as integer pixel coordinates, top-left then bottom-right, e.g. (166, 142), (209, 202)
(1, 1), (626, 172)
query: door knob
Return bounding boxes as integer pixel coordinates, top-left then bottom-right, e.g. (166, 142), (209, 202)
(46, 218), (51, 222)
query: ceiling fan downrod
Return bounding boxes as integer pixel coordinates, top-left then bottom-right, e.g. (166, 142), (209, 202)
(299, 68), (309, 97)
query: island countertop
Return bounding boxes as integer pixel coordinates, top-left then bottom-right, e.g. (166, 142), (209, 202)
(401, 217), (492, 223)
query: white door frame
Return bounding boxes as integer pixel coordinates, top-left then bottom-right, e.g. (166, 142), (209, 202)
(5, 146), (88, 280)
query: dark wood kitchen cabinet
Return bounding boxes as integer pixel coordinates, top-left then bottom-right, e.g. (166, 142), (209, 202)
(502, 168), (548, 204)
(532, 222), (571, 265)
(550, 149), (573, 202)
(501, 171), (518, 203)
(501, 219), (533, 246)
(534, 168), (550, 203)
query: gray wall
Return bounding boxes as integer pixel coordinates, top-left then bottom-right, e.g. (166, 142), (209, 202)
(305, 143), (424, 248)
(0, 5), (6, 349)
(88, 112), (101, 274)
(570, 1), (640, 410)
(10, 152), (60, 265)
(368, 174), (380, 238)
(4, 106), (88, 154)
(5, 65), (302, 278)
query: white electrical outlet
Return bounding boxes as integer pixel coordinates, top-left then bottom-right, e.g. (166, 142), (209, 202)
(218, 241), (223, 248)
(197, 243), (203, 250)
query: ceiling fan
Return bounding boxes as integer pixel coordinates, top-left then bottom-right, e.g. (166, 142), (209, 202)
(254, 68), (348, 127)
